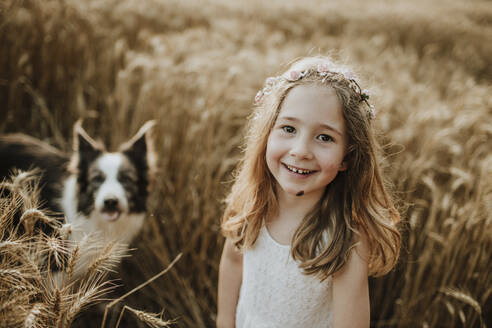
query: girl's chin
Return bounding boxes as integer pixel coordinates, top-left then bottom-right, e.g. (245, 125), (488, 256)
(279, 186), (308, 197)
(279, 185), (326, 200)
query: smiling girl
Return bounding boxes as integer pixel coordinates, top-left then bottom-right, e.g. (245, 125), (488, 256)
(217, 56), (401, 328)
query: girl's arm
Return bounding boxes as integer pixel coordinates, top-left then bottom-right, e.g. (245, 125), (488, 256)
(217, 238), (243, 328)
(332, 235), (370, 328)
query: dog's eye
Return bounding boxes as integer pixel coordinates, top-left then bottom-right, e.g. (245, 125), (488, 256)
(119, 173), (136, 184)
(91, 175), (104, 184)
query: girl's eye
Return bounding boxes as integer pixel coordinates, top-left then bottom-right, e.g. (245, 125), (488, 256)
(282, 125), (296, 134)
(317, 134), (333, 142)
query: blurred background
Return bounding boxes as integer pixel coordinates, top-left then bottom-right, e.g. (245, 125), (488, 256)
(1, 0), (491, 327)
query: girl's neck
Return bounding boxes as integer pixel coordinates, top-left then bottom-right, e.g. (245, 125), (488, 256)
(275, 187), (321, 223)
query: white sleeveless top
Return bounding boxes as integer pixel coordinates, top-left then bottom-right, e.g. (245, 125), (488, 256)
(236, 225), (333, 328)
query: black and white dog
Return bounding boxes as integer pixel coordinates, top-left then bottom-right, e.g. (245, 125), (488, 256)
(0, 121), (156, 248)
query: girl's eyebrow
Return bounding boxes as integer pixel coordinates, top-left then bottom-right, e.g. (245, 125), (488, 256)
(278, 116), (343, 136)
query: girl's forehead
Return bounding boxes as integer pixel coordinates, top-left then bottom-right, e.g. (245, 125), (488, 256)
(278, 84), (345, 131)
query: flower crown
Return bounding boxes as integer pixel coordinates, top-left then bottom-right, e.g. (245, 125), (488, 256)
(254, 63), (376, 120)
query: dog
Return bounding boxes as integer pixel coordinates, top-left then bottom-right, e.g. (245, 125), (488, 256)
(0, 120), (156, 251)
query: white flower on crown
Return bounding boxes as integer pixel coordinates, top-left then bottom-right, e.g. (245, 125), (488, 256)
(287, 70), (301, 81)
(254, 90), (264, 104)
(265, 77), (277, 86)
(317, 63), (331, 73)
(344, 70), (357, 81)
(367, 104), (376, 120)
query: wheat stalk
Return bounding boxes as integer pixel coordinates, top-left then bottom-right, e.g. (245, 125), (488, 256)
(120, 305), (176, 328)
(62, 275), (117, 327)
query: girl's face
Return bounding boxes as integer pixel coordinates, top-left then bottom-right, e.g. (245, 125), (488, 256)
(266, 84), (348, 202)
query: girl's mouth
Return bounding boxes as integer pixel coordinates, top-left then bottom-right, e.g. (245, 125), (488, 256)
(283, 163), (316, 175)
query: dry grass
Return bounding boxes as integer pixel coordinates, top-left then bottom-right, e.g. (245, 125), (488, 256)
(0, 171), (118, 327)
(0, 171), (178, 327)
(1, 0), (491, 327)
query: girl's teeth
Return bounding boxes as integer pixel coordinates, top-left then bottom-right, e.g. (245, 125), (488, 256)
(286, 165), (312, 175)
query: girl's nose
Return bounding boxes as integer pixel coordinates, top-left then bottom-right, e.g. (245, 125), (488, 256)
(289, 136), (313, 160)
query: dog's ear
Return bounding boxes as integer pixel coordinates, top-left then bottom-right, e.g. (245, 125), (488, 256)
(119, 120), (157, 175)
(73, 120), (104, 154)
(69, 120), (103, 173)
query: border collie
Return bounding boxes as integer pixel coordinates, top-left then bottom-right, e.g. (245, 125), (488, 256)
(0, 121), (156, 249)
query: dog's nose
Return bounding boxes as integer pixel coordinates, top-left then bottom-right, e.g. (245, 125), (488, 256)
(103, 198), (119, 210)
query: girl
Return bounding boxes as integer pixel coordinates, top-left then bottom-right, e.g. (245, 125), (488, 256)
(217, 56), (401, 328)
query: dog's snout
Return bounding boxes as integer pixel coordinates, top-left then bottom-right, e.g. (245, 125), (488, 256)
(103, 198), (119, 210)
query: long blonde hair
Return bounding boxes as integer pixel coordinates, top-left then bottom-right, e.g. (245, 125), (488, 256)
(221, 56), (401, 279)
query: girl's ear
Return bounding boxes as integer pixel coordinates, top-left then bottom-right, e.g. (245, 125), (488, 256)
(339, 160), (348, 172)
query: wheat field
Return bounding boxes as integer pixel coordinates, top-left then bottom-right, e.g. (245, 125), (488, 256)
(0, 0), (491, 327)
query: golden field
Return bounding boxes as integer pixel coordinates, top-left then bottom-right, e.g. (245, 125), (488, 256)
(0, 0), (491, 327)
